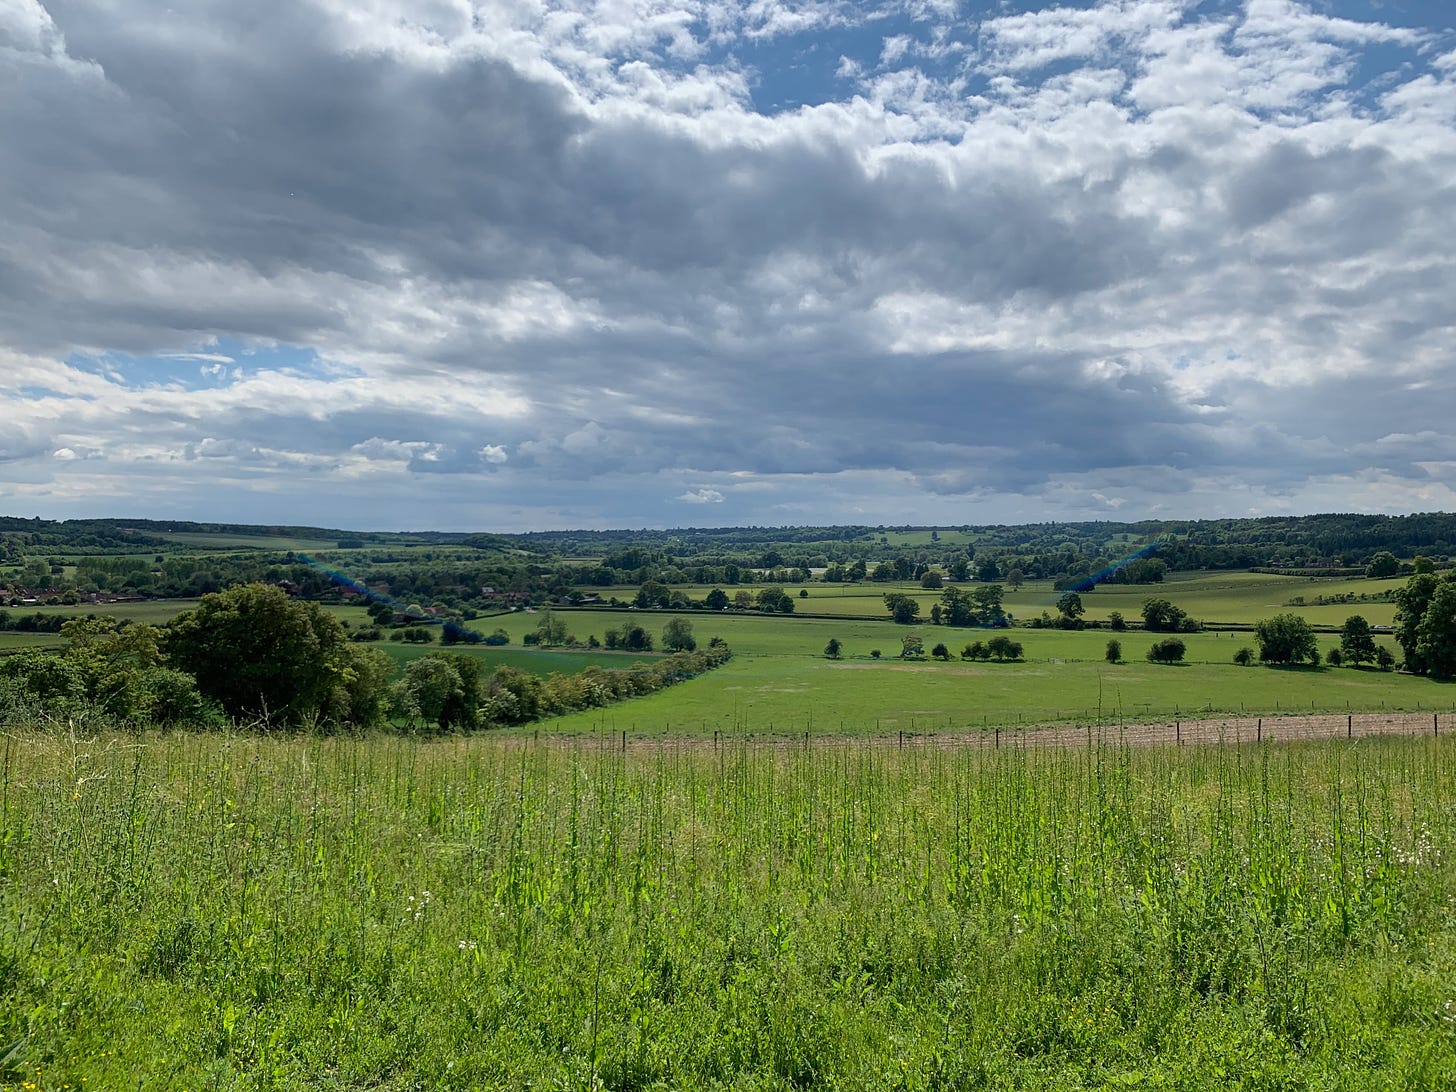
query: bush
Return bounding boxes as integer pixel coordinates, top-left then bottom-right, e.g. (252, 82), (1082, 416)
(1233, 646), (1254, 666)
(1147, 637), (1187, 664)
(1105, 639), (1121, 663)
(931, 642), (950, 661)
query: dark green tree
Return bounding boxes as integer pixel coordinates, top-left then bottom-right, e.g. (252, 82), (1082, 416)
(1339, 615), (1377, 667)
(704, 588), (729, 610)
(940, 586), (975, 627)
(1414, 582), (1456, 679)
(1141, 598), (1187, 632)
(1146, 637), (1186, 664)
(883, 593), (921, 625)
(1254, 613), (1319, 665)
(1395, 573), (1441, 673)
(163, 583), (375, 728)
(662, 616), (697, 652)
(823, 637), (842, 659)
(1365, 551), (1399, 579)
(1056, 592), (1085, 629)
(1105, 638), (1121, 663)
(971, 584), (1006, 626)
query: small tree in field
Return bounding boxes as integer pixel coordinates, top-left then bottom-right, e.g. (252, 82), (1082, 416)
(1108, 611), (1126, 631)
(662, 616), (696, 652)
(1339, 615), (1377, 666)
(1147, 637), (1186, 664)
(901, 634), (925, 659)
(823, 637), (842, 660)
(1326, 647), (1343, 667)
(1234, 646), (1254, 666)
(1105, 638), (1121, 663)
(1375, 646), (1395, 670)
(1255, 613), (1319, 665)
(986, 635), (1022, 661)
(962, 640), (987, 661)
(931, 642), (950, 661)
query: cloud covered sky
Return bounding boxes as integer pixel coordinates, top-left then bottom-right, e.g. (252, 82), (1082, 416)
(2, 0), (1454, 531)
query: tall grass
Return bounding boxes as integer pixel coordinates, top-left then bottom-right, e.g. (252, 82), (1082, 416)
(2, 729), (1454, 1089)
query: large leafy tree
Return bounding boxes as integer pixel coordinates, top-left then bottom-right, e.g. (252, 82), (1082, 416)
(164, 582), (376, 728)
(1254, 613), (1319, 665)
(1141, 598), (1187, 632)
(883, 593), (921, 625)
(1339, 615), (1377, 667)
(1394, 573), (1441, 674)
(1413, 582), (1456, 679)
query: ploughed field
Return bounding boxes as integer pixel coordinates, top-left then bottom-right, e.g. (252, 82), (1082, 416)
(4, 731), (1454, 1089)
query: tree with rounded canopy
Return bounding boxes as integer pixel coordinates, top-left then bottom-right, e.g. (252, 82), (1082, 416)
(883, 593), (921, 625)
(1146, 637), (1186, 664)
(1413, 581), (1456, 679)
(1254, 613), (1319, 665)
(704, 588), (729, 610)
(1141, 598), (1187, 632)
(1395, 573), (1442, 674)
(986, 635), (1022, 661)
(163, 583), (384, 729)
(1365, 551), (1399, 579)
(823, 637), (842, 659)
(1056, 592), (1085, 629)
(1339, 615), (1377, 667)
(662, 616), (697, 652)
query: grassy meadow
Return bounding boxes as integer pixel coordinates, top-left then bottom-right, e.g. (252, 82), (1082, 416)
(3, 730), (1453, 1089)
(468, 608), (1435, 737)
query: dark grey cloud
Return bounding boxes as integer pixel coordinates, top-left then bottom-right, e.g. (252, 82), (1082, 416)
(1, 0), (1455, 528)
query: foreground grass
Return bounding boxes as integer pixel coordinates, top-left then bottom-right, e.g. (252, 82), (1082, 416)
(2, 730), (1454, 1089)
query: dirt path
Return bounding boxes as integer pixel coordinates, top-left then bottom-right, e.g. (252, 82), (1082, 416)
(537, 710), (1450, 750)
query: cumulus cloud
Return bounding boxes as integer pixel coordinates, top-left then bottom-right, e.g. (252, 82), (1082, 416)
(1, 0), (1454, 529)
(677, 487), (725, 504)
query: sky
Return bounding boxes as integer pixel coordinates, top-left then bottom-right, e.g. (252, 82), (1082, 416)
(1, 0), (1454, 532)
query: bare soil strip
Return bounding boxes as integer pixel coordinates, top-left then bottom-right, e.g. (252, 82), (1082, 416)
(536, 710), (1450, 750)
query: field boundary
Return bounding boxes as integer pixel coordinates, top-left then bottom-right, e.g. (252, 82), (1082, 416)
(537, 710), (1450, 750)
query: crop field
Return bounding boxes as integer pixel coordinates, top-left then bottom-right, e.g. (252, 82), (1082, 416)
(3, 730), (1453, 1089)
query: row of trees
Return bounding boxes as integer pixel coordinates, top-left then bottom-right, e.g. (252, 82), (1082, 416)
(882, 585), (1009, 627)
(0, 584), (734, 732)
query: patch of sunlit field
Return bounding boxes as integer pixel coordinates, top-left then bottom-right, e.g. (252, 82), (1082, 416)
(4, 730), (1453, 1089)
(530, 609), (1430, 736)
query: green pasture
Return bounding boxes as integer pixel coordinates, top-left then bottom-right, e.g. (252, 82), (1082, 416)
(1076, 571), (1403, 627)
(515, 609), (1433, 736)
(0, 632), (63, 652)
(155, 530), (345, 551)
(15, 599), (202, 623)
(376, 640), (662, 678)
(5, 731), (1454, 1089)
(651, 572), (1403, 627)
